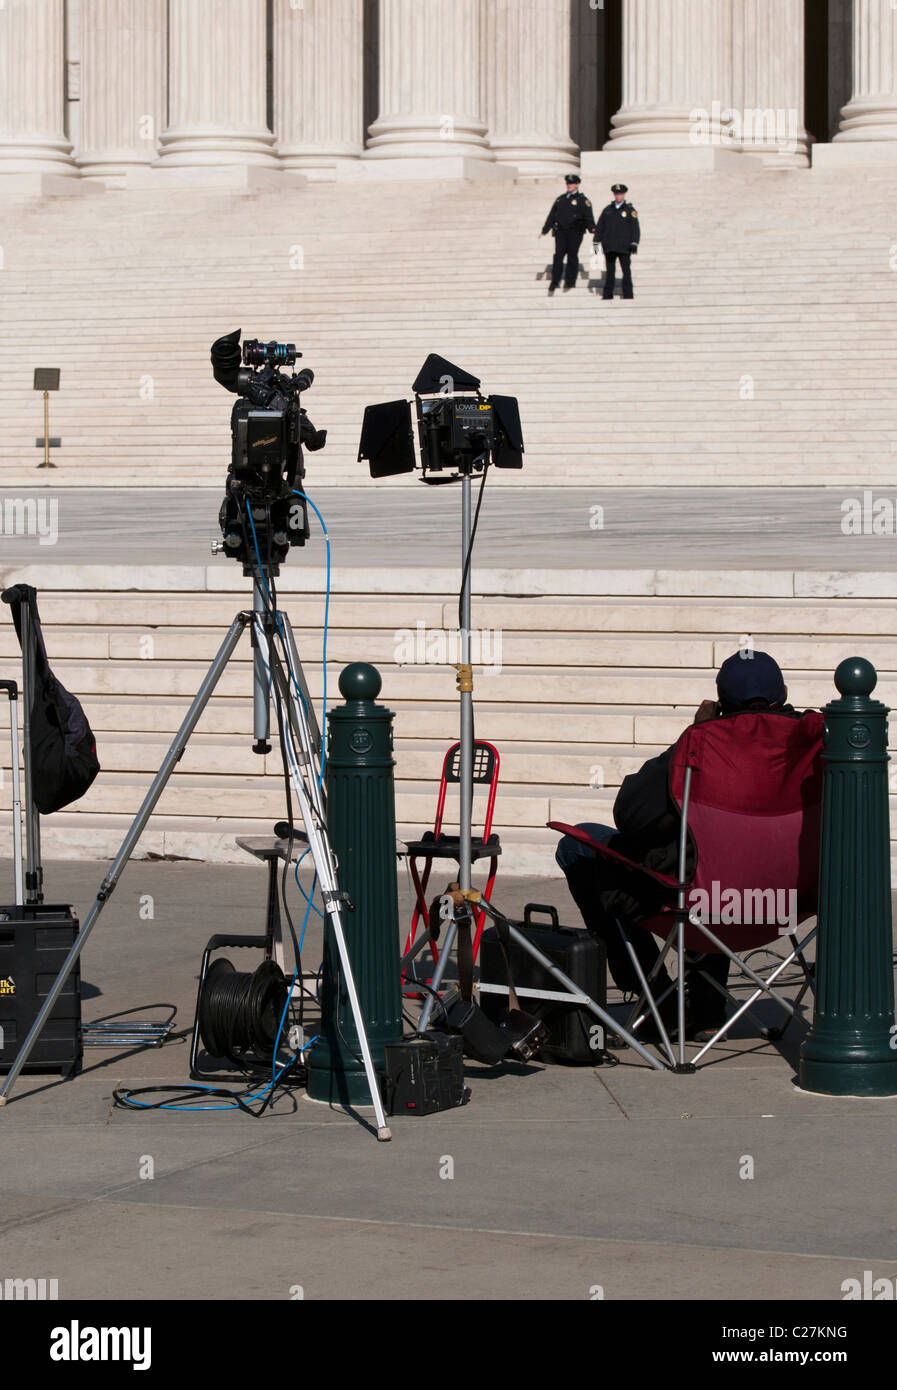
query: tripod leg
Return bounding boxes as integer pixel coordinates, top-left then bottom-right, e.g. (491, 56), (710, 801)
(252, 581), (272, 754)
(0, 614), (251, 1105)
(259, 612), (325, 825)
(278, 613), (322, 767)
(417, 918), (458, 1031)
(270, 639), (391, 1140)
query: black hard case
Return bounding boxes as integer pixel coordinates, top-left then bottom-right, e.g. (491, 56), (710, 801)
(479, 904), (606, 1064)
(0, 904), (81, 1075)
(382, 1031), (469, 1115)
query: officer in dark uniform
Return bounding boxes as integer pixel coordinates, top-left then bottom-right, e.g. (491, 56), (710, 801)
(540, 173), (595, 295)
(594, 183), (641, 300)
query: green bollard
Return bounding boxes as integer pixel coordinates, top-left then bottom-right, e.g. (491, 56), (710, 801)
(307, 663), (403, 1106)
(799, 657), (897, 1096)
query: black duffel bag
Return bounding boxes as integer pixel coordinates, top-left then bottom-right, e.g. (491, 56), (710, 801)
(2, 585), (100, 814)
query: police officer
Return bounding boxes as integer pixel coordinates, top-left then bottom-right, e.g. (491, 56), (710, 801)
(540, 174), (595, 296)
(594, 183), (640, 300)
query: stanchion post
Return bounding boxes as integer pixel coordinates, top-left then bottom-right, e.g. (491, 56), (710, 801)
(799, 657), (897, 1096)
(307, 663), (403, 1105)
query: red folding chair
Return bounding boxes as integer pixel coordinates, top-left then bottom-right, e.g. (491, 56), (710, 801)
(400, 740), (501, 974)
(551, 710), (824, 1070)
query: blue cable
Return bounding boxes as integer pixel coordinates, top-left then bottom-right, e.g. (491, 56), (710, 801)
(293, 848), (323, 919)
(245, 503), (273, 608)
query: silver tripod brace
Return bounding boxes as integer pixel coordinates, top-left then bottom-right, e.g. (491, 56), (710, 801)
(0, 578), (392, 1140)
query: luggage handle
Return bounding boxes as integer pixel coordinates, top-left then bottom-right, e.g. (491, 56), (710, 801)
(0, 680), (18, 700)
(523, 903), (560, 928)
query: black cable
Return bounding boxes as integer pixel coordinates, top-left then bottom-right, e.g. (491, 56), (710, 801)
(198, 959), (288, 1069)
(269, 619), (321, 1012)
(241, 496), (317, 1014)
(112, 1066), (301, 1117)
(458, 463), (489, 633)
(401, 979), (450, 1027)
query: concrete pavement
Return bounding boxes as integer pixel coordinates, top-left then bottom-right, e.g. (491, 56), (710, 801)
(2, 486), (896, 571)
(1, 858), (895, 1302)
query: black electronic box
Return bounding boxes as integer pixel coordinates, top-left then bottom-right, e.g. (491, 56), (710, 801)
(382, 1031), (470, 1115)
(0, 904), (81, 1076)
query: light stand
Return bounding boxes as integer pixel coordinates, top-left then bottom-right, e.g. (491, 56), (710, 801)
(416, 460), (478, 1030)
(358, 354), (524, 1032)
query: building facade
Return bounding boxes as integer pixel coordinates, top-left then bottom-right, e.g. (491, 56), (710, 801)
(1, 0), (896, 182)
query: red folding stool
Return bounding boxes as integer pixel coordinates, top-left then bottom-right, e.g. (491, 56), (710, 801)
(400, 740), (501, 976)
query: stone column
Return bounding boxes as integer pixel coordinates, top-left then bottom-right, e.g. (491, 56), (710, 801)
(274, 0), (364, 175)
(364, 0), (492, 160)
(732, 0), (809, 165)
(155, 0), (277, 166)
(77, 0), (166, 177)
(483, 0), (578, 174)
(834, 0), (897, 142)
(0, 0), (78, 174)
(608, 0), (734, 150)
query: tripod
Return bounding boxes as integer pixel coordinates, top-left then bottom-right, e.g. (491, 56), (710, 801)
(0, 572), (392, 1140)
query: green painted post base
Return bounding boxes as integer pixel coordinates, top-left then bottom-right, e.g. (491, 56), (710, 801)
(798, 658), (897, 1098)
(307, 1037), (379, 1108)
(799, 1032), (897, 1097)
(306, 662), (403, 1109)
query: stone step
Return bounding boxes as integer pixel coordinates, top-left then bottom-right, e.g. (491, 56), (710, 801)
(3, 624), (895, 675)
(0, 814), (566, 875)
(5, 776), (894, 853)
(0, 772), (557, 827)
(5, 562), (896, 599)
(3, 694), (640, 744)
(4, 167), (895, 494)
(7, 591), (895, 637)
(0, 731), (664, 789)
(0, 656), (880, 708)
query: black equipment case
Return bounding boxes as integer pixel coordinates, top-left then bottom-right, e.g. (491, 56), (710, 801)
(382, 1031), (470, 1115)
(0, 903), (81, 1076)
(479, 904), (606, 1064)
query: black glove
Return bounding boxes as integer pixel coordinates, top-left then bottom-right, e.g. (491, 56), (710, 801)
(630, 244), (638, 254)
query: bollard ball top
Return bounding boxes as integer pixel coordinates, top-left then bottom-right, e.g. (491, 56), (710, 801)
(834, 657), (877, 698)
(339, 662), (382, 702)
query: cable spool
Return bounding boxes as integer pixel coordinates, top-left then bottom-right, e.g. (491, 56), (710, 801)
(198, 958), (288, 1068)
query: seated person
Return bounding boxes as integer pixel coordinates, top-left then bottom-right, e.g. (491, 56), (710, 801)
(556, 651), (803, 1041)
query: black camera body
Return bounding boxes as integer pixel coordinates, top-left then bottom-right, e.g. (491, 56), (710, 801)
(210, 330), (327, 572)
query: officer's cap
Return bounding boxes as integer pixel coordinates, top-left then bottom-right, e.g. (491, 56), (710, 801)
(565, 174), (581, 184)
(611, 183), (628, 194)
